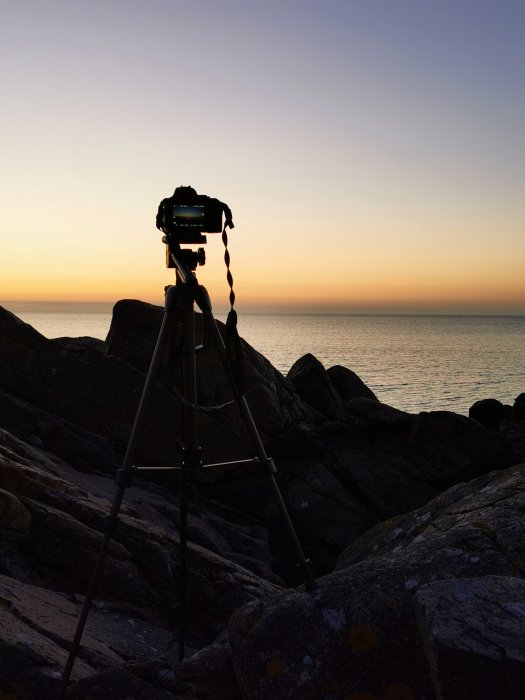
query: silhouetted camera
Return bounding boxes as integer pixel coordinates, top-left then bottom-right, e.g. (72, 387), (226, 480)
(156, 186), (233, 244)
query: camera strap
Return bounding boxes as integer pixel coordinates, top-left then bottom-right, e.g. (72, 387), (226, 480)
(168, 309), (237, 414)
(222, 225), (245, 400)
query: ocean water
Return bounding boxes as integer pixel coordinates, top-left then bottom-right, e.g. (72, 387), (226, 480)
(12, 310), (525, 416)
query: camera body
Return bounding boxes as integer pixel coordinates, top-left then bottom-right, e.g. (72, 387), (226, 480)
(157, 186), (231, 244)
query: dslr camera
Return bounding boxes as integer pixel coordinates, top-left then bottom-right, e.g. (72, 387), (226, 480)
(156, 186), (234, 244)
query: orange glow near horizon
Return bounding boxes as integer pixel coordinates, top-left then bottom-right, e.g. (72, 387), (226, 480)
(1, 215), (524, 314)
(2, 263), (524, 315)
(1, 2), (524, 316)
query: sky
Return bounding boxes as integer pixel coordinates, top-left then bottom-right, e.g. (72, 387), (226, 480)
(1, 0), (524, 314)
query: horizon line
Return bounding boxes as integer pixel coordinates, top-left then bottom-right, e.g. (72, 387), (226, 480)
(2, 299), (524, 317)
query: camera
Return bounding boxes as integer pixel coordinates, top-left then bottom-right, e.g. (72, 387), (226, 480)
(156, 186), (233, 244)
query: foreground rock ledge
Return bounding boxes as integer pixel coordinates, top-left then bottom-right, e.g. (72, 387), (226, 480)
(60, 463), (525, 699)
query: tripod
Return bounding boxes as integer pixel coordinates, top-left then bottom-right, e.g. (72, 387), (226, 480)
(59, 245), (315, 697)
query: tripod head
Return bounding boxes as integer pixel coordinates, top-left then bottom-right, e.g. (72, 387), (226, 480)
(164, 234), (206, 272)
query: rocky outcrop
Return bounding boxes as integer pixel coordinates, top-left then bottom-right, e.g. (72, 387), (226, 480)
(469, 397), (512, 429)
(514, 393), (525, 420)
(68, 462), (525, 700)
(105, 300), (318, 447)
(0, 302), (523, 698)
(287, 353), (345, 420)
(469, 393), (525, 464)
(286, 354), (377, 421)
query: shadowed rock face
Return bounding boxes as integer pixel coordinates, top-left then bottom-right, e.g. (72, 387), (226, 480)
(0, 301), (523, 698)
(102, 301), (515, 575)
(414, 576), (525, 700)
(70, 463), (525, 700)
(223, 464), (525, 700)
(469, 398), (512, 429)
(286, 354), (378, 420)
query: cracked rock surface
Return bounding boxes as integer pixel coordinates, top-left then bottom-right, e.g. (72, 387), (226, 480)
(213, 464), (524, 700)
(415, 575), (525, 699)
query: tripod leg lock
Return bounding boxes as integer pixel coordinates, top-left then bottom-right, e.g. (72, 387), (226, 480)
(257, 456), (278, 476)
(181, 447), (203, 469)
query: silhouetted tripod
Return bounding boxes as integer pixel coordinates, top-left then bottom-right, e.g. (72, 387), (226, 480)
(59, 243), (315, 698)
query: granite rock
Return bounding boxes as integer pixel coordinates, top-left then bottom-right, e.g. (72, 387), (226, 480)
(0, 302), (523, 698)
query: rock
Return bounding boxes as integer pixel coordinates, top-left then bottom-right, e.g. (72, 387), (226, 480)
(105, 299), (320, 447)
(65, 668), (181, 700)
(287, 353), (343, 420)
(414, 575), (525, 700)
(57, 336), (106, 355)
(339, 396), (411, 436)
(0, 388), (119, 472)
(336, 461), (525, 573)
(318, 409), (513, 535)
(327, 364), (378, 402)
(500, 417), (525, 465)
(513, 392), (525, 420)
(104, 299), (164, 373)
(224, 463), (525, 700)
(0, 302), (522, 698)
(0, 305), (181, 470)
(0, 572), (170, 699)
(0, 428), (282, 628)
(0, 487), (31, 534)
(3, 301), (509, 581)
(170, 634), (242, 699)
(0, 575), (123, 700)
(469, 394), (525, 464)
(469, 398), (512, 429)
(62, 637), (240, 700)
(63, 463), (525, 700)
(0, 485), (32, 580)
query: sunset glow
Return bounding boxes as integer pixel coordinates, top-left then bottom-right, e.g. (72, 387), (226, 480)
(1, 1), (524, 314)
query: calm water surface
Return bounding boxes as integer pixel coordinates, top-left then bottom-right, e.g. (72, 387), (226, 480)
(14, 311), (525, 416)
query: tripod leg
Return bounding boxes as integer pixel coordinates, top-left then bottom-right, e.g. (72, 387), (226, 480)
(178, 296), (202, 661)
(194, 286), (316, 589)
(59, 289), (178, 698)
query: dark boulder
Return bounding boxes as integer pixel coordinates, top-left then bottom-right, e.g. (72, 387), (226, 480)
(469, 398), (512, 429)
(327, 364), (378, 402)
(513, 392), (525, 420)
(469, 394), (525, 464)
(287, 353), (343, 420)
(104, 299), (164, 374)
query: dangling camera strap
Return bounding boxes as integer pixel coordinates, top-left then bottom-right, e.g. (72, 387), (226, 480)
(222, 222), (245, 400)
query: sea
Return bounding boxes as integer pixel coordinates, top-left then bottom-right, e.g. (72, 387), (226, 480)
(10, 310), (525, 417)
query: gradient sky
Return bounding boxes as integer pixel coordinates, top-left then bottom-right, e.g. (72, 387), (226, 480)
(1, 0), (524, 313)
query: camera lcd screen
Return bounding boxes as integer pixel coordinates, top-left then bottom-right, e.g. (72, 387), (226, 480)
(173, 204), (206, 228)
